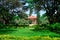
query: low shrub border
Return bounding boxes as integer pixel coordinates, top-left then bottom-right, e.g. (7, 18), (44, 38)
(0, 24), (29, 28)
(0, 35), (60, 40)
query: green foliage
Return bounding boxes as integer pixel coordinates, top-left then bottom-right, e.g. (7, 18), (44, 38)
(18, 13), (28, 19)
(14, 19), (29, 25)
(6, 0), (21, 8)
(36, 23), (60, 33)
(32, 24), (49, 31)
(33, 0), (60, 24)
(26, 0), (33, 3)
(49, 23), (60, 33)
(51, 23), (60, 29)
(40, 14), (49, 24)
(0, 0), (21, 24)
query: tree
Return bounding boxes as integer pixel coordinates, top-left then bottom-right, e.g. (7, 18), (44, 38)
(26, 0), (42, 25)
(33, 0), (60, 24)
(33, 0), (42, 25)
(45, 0), (60, 24)
(0, 0), (21, 24)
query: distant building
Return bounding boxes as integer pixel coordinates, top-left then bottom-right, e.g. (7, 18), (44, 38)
(28, 15), (37, 24)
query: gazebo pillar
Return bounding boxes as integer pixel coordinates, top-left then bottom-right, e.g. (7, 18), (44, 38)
(32, 20), (36, 24)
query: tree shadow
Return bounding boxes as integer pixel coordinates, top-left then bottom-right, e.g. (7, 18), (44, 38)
(0, 28), (17, 34)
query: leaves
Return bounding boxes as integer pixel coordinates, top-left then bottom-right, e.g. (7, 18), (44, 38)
(0, 0), (21, 24)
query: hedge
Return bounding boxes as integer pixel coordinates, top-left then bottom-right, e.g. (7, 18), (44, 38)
(0, 24), (29, 29)
(0, 35), (60, 40)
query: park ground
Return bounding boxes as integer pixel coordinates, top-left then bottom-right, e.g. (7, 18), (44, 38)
(0, 27), (60, 40)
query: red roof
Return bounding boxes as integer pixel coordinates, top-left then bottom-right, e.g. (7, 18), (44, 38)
(28, 15), (37, 20)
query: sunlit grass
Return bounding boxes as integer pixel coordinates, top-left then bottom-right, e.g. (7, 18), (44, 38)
(0, 27), (60, 37)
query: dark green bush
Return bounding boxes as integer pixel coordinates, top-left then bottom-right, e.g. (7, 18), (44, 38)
(51, 23), (60, 29)
(49, 23), (60, 33)
(32, 24), (49, 31)
(32, 23), (60, 32)
(0, 24), (6, 29)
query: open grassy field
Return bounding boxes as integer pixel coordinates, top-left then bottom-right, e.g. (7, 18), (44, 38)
(0, 27), (60, 40)
(0, 27), (60, 37)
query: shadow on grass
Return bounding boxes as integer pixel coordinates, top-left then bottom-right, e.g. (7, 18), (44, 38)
(31, 29), (60, 37)
(0, 28), (17, 34)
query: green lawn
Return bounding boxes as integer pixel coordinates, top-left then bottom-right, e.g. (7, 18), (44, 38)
(0, 27), (60, 37)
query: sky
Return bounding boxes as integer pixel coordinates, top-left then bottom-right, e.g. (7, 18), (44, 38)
(24, 3), (46, 16)
(25, 9), (46, 16)
(15, 2), (46, 16)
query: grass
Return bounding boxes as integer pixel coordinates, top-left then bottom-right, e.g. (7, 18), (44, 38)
(0, 35), (60, 40)
(0, 27), (60, 37)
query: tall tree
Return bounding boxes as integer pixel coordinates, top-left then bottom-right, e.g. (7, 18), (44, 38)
(45, 0), (60, 24)
(0, 0), (21, 24)
(33, 0), (42, 25)
(33, 0), (60, 24)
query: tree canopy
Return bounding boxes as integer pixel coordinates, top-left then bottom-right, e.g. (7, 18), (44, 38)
(0, 0), (27, 24)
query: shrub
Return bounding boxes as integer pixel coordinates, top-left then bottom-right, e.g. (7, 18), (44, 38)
(51, 23), (60, 29)
(50, 23), (60, 33)
(32, 24), (49, 31)
(14, 19), (29, 25)
(0, 24), (6, 29)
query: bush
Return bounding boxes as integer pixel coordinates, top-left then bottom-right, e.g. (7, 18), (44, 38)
(32, 24), (49, 31)
(14, 19), (29, 25)
(29, 23), (60, 34)
(50, 23), (60, 33)
(51, 23), (60, 29)
(0, 24), (29, 29)
(0, 24), (6, 29)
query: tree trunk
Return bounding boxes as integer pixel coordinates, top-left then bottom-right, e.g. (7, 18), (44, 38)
(36, 10), (40, 25)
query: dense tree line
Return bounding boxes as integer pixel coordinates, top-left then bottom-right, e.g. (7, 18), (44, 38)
(33, 0), (60, 24)
(0, 0), (60, 24)
(0, 0), (28, 25)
